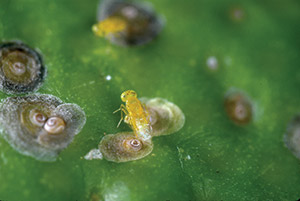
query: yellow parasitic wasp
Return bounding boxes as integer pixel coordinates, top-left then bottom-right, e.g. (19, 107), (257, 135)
(114, 90), (152, 140)
(92, 16), (127, 37)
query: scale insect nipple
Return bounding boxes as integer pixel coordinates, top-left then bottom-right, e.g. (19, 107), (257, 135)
(43, 117), (66, 134)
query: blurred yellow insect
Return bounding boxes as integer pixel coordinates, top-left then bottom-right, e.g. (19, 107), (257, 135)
(114, 90), (152, 140)
(92, 16), (127, 37)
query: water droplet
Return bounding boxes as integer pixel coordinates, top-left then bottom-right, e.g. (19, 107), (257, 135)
(105, 75), (112, 81)
(206, 56), (218, 71)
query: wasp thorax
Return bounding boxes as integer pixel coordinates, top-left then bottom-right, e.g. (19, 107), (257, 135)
(0, 94), (86, 161)
(0, 41), (46, 94)
(96, 0), (164, 46)
(99, 132), (153, 162)
(44, 117), (66, 134)
(224, 90), (253, 125)
(139, 98), (185, 136)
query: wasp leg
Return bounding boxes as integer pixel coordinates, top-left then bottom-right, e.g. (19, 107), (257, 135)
(113, 104), (126, 114)
(115, 104), (129, 128)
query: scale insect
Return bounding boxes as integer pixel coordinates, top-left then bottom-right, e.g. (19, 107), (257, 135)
(93, 0), (165, 46)
(0, 94), (86, 161)
(0, 41), (46, 94)
(114, 90), (152, 140)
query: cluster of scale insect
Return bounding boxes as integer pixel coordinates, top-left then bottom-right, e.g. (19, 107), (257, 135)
(0, 94), (86, 161)
(0, 0), (296, 170)
(85, 90), (185, 163)
(0, 40), (86, 161)
(93, 0), (165, 46)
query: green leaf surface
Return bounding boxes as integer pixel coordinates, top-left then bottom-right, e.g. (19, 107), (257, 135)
(0, 0), (300, 200)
